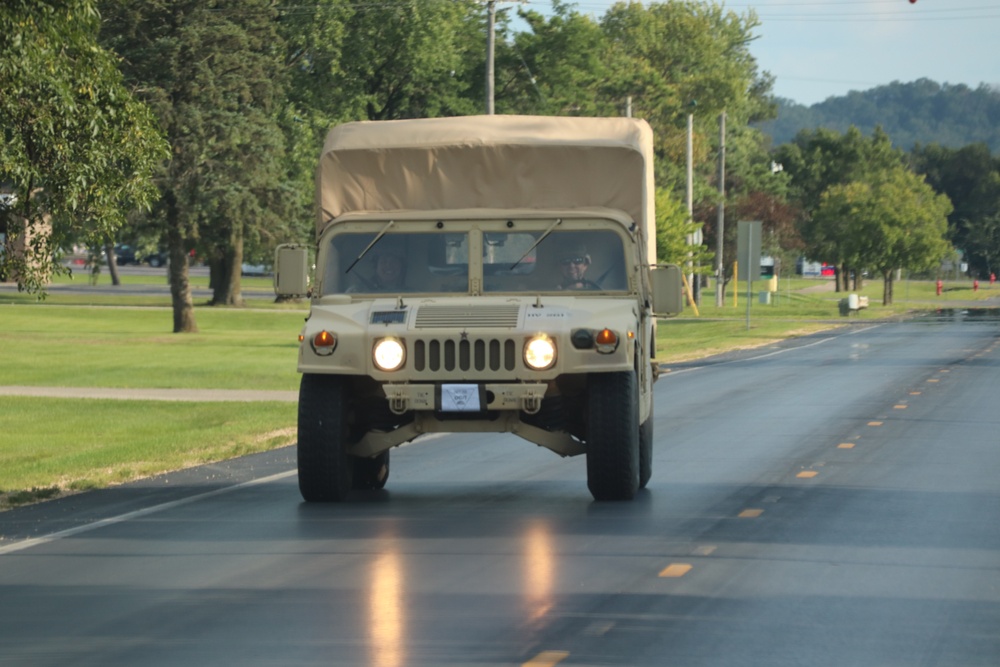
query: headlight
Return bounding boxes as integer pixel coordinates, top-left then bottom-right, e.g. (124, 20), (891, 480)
(373, 338), (406, 371)
(524, 335), (556, 370)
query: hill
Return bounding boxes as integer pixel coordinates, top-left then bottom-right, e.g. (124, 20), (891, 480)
(756, 79), (1000, 152)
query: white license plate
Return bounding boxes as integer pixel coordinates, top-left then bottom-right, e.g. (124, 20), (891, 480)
(438, 384), (483, 412)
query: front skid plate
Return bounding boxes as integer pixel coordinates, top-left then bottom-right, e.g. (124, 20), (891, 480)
(349, 411), (585, 459)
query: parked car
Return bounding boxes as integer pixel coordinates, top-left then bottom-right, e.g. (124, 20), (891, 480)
(143, 251), (168, 267)
(113, 244), (139, 265)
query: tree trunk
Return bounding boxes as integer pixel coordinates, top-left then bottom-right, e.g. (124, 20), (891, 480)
(210, 224), (244, 306)
(841, 263), (850, 292)
(166, 204), (198, 333)
(882, 270), (893, 305)
(104, 242), (121, 286)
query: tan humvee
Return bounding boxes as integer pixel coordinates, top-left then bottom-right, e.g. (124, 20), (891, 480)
(274, 115), (683, 502)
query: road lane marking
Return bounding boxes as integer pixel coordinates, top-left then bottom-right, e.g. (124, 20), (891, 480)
(796, 471), (818, 478)
(868, 421), (883, 426)
(524, 651), (569, 667)
(0, 469), (297, 556)
(910, 391), (922, 395)
(739, 509), (764, 518)
(927, 378), (939, 383)
(894, 404), (908, 409)
(838, 443), (856, 449)
(659, 563), (693, 578)
(692, 545), (717, 556)
(660, 324), (883, 376)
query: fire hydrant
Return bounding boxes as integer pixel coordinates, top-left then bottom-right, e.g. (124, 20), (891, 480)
(936, 279), (943, 296)
(974, 279), (979, 292)
(991, 273), (996, 286)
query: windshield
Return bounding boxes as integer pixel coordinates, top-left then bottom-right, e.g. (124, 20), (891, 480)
(320, 226), (628, 295)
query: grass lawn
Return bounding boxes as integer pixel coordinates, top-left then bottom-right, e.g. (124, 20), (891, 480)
(0, 304), (303, 389)
(0, 397), (296, 505)
(0, 275), (996, 508)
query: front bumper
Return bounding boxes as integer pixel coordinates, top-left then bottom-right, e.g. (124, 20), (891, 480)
(382, 382), (548, 415)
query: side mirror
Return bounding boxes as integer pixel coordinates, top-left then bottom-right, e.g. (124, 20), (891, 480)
(274, 244), (310, 297)
(651, 265), (684, 316)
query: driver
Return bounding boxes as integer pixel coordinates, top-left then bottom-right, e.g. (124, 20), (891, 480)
(557, 244), (594, 290)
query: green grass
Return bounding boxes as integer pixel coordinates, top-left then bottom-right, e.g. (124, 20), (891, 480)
(0, 304), (304, 389)
(0, 397), (295, 507)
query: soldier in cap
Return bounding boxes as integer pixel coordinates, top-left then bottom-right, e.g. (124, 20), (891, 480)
(556, 243), (597, 290)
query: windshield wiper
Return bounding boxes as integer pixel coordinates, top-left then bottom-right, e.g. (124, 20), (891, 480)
(344, 220), (395, 275)
(509, 218), (561, 271)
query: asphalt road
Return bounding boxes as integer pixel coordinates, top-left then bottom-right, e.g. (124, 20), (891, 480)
(1, 311), (999, 666)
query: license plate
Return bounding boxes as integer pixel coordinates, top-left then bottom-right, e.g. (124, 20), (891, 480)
(438, 384), (484, 412)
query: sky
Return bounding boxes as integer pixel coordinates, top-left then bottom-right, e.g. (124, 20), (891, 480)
(515, 0), (1000, 106)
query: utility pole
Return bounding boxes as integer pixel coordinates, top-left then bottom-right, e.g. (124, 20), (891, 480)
(686, 109), (696, 304)
(485, 0), (495, 114)
(715, 111), (726, 307)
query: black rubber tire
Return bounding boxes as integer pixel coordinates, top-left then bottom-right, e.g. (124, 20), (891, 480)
(586, 371), (640, 501)
(353, 450), (390, 490)
(639, 406), (653, 489)
(297, 374), (353, 501)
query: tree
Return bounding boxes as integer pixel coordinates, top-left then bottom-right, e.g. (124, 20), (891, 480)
(814, 167), (951, 304)
(655, 188), (712, 270)
(0, 0), (166, 293)
(911, 142), (1000, 277)
(323, 0), (484, 122)
(776, 126), (907, 290)
(101, 0), (297, 329)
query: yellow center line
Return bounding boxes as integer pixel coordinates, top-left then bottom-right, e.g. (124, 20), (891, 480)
(796, 471), (818, 478)
(838, 443), (856, 449)
(910, 391), (922, 395)
(894, 404), (907, 409)
(659, 563), (693, 578)
(868, 421), (883, 426)
(927, 379), (939, 383)
(523, 651), (569, 667)
(739, 509), (764, 518)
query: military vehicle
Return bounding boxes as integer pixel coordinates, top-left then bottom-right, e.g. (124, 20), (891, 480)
(274, 115), (683, 501)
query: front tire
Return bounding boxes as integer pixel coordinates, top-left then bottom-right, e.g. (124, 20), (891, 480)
(586, 371), (640, 501)
(297, 374), (354, 501)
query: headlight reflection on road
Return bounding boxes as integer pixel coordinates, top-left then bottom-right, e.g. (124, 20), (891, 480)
(524, 521), (554, 626)
(370, 549), (405, 667)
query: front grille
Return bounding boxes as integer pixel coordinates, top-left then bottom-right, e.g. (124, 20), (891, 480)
(414, 304), (521, 329)
(413, 338), (518, 373)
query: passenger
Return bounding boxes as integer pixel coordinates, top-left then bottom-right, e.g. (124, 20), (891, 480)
(556, 243), (597, 290)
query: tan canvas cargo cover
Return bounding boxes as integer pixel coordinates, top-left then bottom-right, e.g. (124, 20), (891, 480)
(317, 115), (656, 263)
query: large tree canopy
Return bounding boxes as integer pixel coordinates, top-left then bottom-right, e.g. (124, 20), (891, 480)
(0, 0), (166, 293)
(814, 167), (951, 304)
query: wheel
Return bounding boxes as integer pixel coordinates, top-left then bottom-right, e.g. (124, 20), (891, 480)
(297, 374), (354, 501)
(353, 450), (390, 490)
(586, 371), (640, 501)
(148, 256), (162, 267)
(639, 406), (653, 489)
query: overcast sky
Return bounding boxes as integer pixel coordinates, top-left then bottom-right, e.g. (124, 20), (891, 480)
(517, 0), (1000, 106)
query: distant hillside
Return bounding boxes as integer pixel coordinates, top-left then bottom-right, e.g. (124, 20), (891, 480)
(756, 79), (1000, 152)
